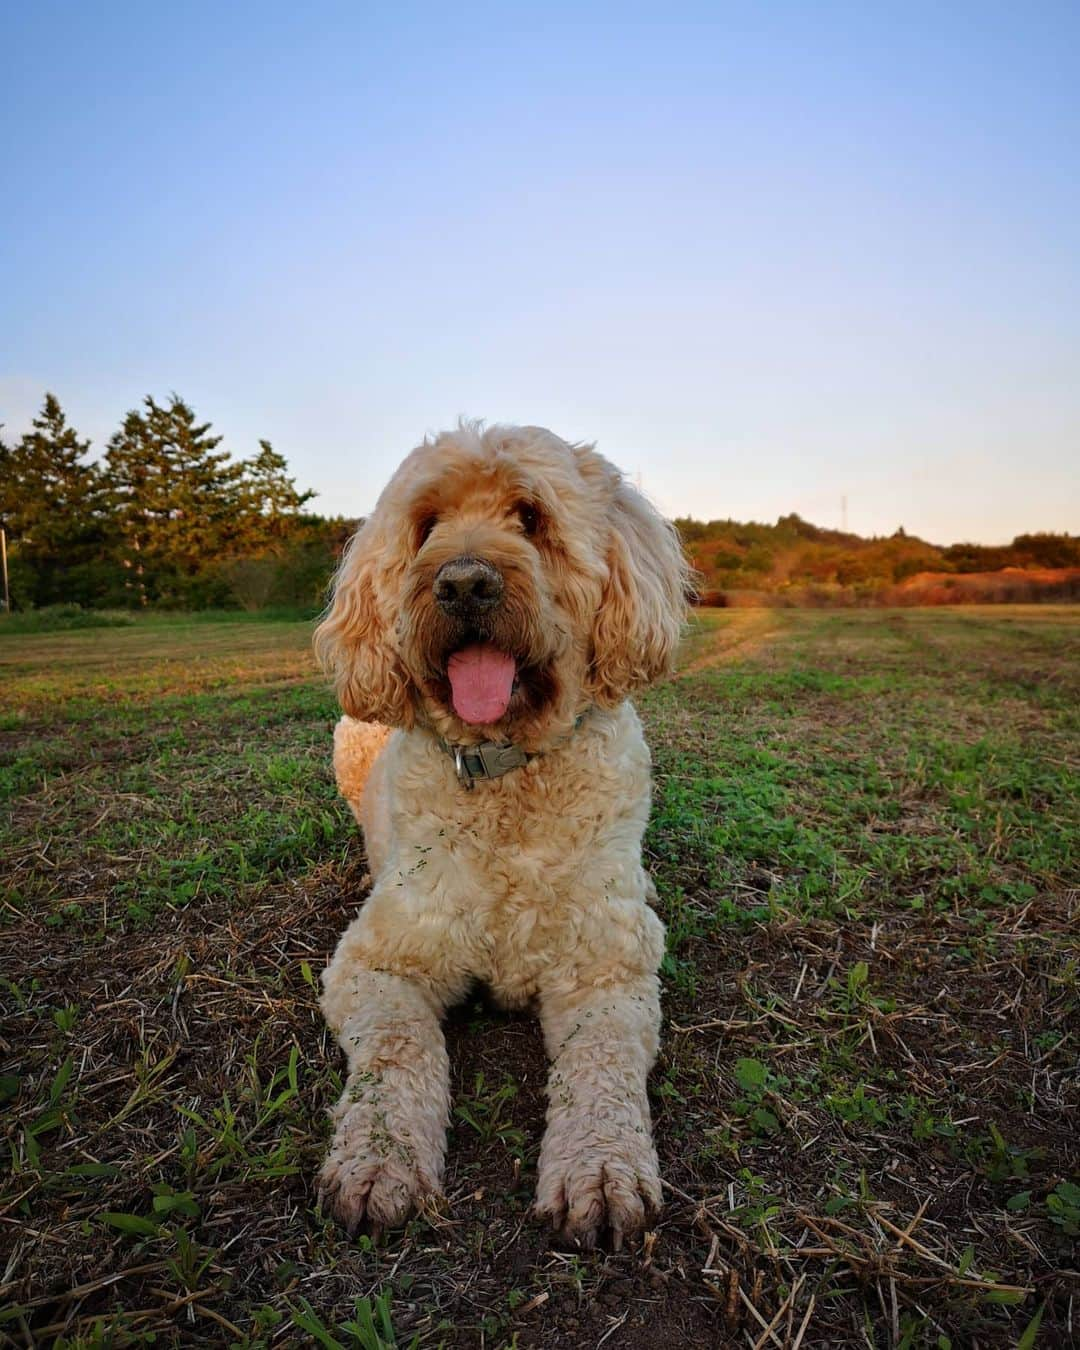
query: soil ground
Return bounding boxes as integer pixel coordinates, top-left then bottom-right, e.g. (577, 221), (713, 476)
(1, 607), (1077, 1347)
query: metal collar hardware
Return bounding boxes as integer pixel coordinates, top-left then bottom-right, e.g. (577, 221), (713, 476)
(450, 740), (530, 788)
(441, 711), (590, 789)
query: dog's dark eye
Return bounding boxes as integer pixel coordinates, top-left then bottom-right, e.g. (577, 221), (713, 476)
(417, 514), (438, 548)
(516, 502), (541, 537)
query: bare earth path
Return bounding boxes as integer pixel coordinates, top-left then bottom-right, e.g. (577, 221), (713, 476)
(1, 608), (1077, 1347)
(678, 609), (787, 675)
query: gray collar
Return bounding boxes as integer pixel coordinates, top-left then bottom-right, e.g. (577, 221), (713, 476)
(440, 712), (590, 789)
(447, 740), (531, 787)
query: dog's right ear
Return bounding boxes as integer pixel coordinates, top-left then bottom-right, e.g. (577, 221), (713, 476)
(313, 520), (413, 727)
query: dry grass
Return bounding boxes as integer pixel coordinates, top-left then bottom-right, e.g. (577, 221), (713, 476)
(1, 606), (1077, 1347)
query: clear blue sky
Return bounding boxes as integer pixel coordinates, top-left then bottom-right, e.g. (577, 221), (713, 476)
(2, 1), (1078, 543)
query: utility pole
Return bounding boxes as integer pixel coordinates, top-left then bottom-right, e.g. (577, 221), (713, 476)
(1, 527), (8, 612)
(841, 495), (848, 533)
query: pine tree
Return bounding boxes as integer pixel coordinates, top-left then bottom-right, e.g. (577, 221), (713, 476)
(104, 395), (246, 600)
(0, 394), (112, 605)
(236, 440), (317, 553)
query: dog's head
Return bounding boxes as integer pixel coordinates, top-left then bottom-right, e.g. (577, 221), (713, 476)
(314, 422), (689, 748)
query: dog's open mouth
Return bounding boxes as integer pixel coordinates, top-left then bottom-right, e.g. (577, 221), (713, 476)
(445, 642), (518, 725)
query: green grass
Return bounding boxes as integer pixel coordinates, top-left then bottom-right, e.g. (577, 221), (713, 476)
(0, 603), (139, 634)
(0, 603), (322, 635)
(0, 607), (1077, 1346)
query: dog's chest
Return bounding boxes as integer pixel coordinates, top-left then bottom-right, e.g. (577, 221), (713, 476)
(388, 723), (652, 987)
(386, 712), (658, 988)
(433, 759), (631, 897)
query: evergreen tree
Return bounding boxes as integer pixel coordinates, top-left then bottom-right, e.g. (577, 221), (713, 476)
(236, 440), (316, 552)
(105, 395), (246, 600)
(1, 390), (321, 611)
(0, 395), (112, 605)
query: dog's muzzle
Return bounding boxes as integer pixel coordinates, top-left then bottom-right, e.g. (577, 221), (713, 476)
(433, 556), (504, 618)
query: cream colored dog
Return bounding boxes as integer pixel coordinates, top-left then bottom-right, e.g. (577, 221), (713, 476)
(313, 422), (688, 1248)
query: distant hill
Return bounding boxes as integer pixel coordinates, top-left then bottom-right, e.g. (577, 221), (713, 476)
(885, 566), (1080, 606)
(677, 514), (1080, 605)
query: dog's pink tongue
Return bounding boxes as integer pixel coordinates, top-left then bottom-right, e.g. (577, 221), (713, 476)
(447, 643), (517, 725)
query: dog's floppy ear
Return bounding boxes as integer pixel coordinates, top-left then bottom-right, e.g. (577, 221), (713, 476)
(313, 519), (413, 726)
(586, 468), (689, 707)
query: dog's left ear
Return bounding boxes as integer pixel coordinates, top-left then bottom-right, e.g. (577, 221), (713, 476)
(586, 465), (689, 707)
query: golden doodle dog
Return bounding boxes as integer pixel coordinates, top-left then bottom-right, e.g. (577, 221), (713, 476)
(314, 421), (688, 1248)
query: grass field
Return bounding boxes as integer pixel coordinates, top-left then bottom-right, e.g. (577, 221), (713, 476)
(2, 607), (1077, 1348)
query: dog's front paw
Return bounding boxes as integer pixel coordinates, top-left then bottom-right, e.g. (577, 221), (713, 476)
(535, 1123), (662, 1250)
(319, 1101), (440, 1236)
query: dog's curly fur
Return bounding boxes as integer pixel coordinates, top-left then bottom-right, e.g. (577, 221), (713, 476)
(314, 422), (689, 1247)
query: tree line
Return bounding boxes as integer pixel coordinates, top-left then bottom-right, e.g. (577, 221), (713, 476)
(0, 394), (350, 611)
(5, 395), (1076, 614)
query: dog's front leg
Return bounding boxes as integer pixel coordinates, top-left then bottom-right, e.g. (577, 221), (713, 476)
(535, 979), (663, 1249)
(319, 963), (450, 1235)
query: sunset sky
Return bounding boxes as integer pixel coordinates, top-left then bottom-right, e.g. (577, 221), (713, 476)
(2, 2), (1078, 544)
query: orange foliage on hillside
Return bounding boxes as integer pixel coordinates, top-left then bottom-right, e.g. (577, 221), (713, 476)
(678, 514), (1080, 607)
(884, 567), (1080, 606)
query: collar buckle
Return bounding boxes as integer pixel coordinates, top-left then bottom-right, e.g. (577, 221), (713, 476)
(444, 710), (590, 788)
(476, 741), (528, 779)
(451, 740), (529, 787)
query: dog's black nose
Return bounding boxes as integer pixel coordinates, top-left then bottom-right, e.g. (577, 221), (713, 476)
(434, 557), (504, 614)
